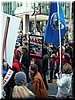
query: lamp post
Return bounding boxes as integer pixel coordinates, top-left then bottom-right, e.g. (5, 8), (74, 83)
(34, 2), (36, 34)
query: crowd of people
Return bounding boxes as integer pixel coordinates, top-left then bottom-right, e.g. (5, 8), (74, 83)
(1, 31), (74, 99)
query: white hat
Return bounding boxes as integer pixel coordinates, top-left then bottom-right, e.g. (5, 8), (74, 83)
(17, 46), (22, 53)
(15, 42), (20, 47)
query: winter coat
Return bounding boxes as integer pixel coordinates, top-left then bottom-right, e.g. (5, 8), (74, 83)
(50, 57), (55, 70)
(12, 58), (21, 72)
(56, 73), (72, 98)
(12, 85), (35, 99)
(43, 54), (49, 72)
(56, 51), (65, 65)
(21, 50), (29, 70)
(31, 72), (48, 98)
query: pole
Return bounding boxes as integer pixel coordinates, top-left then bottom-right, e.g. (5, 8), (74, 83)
(2, 17), (10, 61)
(34, 3), (36, 34)
(57, 2), (62, 72)
(69, 2), (72, 32)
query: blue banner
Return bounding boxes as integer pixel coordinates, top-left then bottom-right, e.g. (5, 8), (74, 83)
(44, 2), (66, 46)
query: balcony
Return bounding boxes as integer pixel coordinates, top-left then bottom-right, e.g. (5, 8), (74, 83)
(14, 5), (48, 21)
(15, 6), (34, 16)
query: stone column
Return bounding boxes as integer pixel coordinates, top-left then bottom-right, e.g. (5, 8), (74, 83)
(23, 14), (29, 35)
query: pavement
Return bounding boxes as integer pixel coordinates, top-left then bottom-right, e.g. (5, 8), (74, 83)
(46, 70), (58, 97)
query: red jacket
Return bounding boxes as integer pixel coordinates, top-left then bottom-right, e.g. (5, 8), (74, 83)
(56, 51), (65, 64)
(12, 58), (20, 72)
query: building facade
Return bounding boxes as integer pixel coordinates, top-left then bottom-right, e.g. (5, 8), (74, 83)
(1, 1), (73, 35)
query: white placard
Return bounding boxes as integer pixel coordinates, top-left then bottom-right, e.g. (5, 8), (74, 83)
(1, 13), (21, 67)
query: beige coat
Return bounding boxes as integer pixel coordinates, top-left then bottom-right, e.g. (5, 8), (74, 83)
(12, 85), (35, 99)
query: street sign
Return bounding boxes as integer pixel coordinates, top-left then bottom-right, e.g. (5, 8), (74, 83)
(35, 7), (40, 14)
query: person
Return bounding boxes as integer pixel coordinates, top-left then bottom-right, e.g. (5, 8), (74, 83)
(12, 49), (21, 72)
(36, 58), (42, 74)
(1, 75), (6, 99)
(15, 42), (21, 49)
(2, 59), (8, 78)
(48, 54), (56, 83)
(64, 53), (72, 64)
(29, 64), (48, 98)
(54, 46), (65, 78)
(42, 54), (49, 90)
(55, 63), (73, 99)
(4, 48), (22, 99)
(9, 71), (35, 99)
(20, 45), (30, 82)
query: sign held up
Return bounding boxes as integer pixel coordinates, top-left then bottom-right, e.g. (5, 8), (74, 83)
(1, 13), (21, 67)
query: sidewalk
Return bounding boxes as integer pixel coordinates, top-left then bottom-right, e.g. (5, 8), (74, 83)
(46, 60), (58, 96)
(46, 71), (57, 96)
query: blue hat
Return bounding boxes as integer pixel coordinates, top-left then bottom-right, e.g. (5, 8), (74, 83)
(14, 71), (27, 86)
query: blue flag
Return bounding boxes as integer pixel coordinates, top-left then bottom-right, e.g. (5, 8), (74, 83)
(44, 2), (66, 46)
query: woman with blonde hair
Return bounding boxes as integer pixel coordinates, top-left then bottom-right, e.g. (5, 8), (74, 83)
(55, 63), (73, 99)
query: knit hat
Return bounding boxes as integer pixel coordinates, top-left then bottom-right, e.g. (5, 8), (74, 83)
(14, 71), (27, 86)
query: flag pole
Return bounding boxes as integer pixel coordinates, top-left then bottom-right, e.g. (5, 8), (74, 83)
(69, 2), (72, 32)
(34, 2), (36, 34)
(57, 2), (62, 72)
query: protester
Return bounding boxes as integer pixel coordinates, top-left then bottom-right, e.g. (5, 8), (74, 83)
(55, 63), (73, 99)
(4, 48), (22, 98)
(65, 43), (73, 59)
(15, 42), (21, 49)
(65, 43), (74, 67)
(12, 49), (21, 72)
(2, 59), (8, 78)
(16, 30), (23, 46)
(54, 46), (65, 78)
(25, 82), (35, 93)
(1, 75), (6, 99)
(2, 59), (14, 99)
(64, 53), (71, 64)
(29, 64), (48, 98)
(19, 45), (30, 82)
(48, 54), (56, 83)
(36, 58), (42, 74)
(9, 71), (35, 99)
(42, 54), (49, 90)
